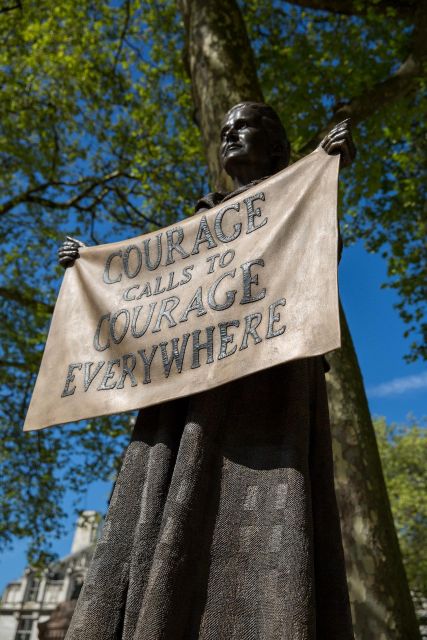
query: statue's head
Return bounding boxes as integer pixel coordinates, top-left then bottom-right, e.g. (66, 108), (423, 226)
(220, 102), (290, 182)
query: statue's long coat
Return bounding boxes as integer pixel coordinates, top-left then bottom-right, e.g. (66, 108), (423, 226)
(66, 190), (353, 640)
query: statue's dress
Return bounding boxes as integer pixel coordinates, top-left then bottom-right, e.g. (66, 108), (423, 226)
(66, 188), (353, 640)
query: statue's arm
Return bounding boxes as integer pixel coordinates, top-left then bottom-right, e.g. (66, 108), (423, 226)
(57, 236), (87, 268)
(320, 122), (350, 262)
(320, 119), (356, 168)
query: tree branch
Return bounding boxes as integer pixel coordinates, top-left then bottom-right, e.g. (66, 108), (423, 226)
(0, 361), (31, 370)
(284, 0), (416, 19)
(0, 1), (22, 14)
(298, 8), (427, 154)
(114, 0), (131, 72)
(0, 182), (50, 217)
(113, 187), (164, 228)
(0, 170), (134, 217)
(0, 286), (54, 314)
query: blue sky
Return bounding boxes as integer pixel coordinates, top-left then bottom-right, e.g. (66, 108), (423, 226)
(0, 239), (425, 593)
(340, 242), (426, 422)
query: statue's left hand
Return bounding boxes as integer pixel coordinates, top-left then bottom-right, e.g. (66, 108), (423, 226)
(57, 236), (86, 268)
(321, 119), (356, 168)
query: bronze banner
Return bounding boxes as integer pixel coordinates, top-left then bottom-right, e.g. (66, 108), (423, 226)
(24, 148), (340, 431)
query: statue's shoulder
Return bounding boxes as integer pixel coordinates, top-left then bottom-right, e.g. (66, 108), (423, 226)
(194, 191), (227, 213)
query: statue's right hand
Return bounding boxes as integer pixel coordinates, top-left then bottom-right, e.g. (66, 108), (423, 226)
(57, 236), (87, 268)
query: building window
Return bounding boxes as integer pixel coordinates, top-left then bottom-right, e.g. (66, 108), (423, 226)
(26, 578), (40, 602)
(70, 575), (84, 600)
(15, 617), (33, 640)
(90, 521), (99, 543)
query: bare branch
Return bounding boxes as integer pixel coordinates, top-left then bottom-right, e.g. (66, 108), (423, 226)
(0, 170), (136, 217)
(108, 205), (145, 230)
(114, 0), (132, 72)
(0, 286), (54, 314)
(89, 211), (100, 245)
(0, 1), (22, 14)
(113, 187), (164, 228)
(0, 361), (31, 370)
(284, 0), (415, 19)
(50, 120), (60, 178)
(0, 182), (50, 217)
(298, 8), (427, 154)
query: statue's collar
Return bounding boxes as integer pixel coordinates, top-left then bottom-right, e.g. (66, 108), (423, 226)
(195, 176), (269, 213)
(221, 177), (269, 202)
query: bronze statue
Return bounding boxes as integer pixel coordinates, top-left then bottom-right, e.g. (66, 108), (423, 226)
(58, 105), (354, 266)
(63, 104), (355, 640)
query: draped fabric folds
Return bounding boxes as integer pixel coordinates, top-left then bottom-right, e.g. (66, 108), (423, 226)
(66, 168), (353, 639)
(66, 358), (353, 640)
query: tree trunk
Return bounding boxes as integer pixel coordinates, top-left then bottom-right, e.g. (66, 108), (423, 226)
(180, 0), (420, 638)
(180, 0), (263, 191)
(327, 303), (420, 639)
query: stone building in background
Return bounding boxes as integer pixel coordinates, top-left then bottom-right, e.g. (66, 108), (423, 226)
(0, 511), (100, 640)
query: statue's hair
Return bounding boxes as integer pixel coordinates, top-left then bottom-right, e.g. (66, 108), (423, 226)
(225, 102), (291, 172)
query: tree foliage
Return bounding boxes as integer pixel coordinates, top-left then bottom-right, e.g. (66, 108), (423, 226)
(0, 0), (425, 561)
(1, 0), (202, 563)
(375, 417), (427, 601)
(241, 0), (426, 361)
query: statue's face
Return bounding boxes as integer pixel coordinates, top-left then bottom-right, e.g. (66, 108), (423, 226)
(220, 105), (272, 178)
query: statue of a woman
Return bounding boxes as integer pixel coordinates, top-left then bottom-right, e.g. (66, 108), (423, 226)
(64, 104), (355, 640)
